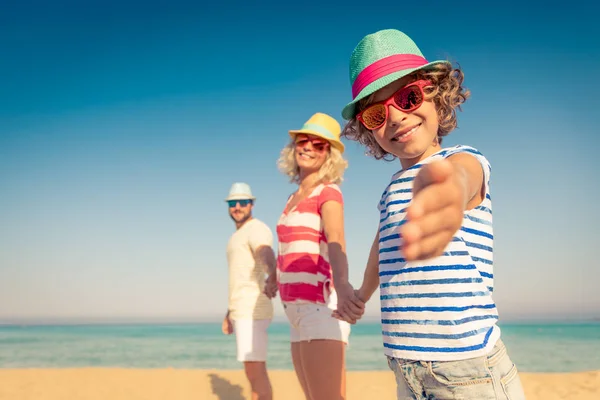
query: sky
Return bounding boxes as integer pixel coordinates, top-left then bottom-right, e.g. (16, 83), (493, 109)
(1, 0), (599, 324)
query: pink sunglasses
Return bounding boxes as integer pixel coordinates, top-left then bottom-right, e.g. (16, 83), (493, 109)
(357, 80), (431, 130)
(295, 134), (330, 153)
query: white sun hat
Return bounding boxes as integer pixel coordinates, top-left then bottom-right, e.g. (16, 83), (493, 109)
(224, 182), (256, 202)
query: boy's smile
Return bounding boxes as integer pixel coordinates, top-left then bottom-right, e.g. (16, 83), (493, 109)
(369, 76), (441, 169)
(391, 123), (421, 143)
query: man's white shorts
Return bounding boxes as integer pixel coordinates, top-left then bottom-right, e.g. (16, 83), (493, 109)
(232, 319), (270, 362)
(283, 291), (351, 344)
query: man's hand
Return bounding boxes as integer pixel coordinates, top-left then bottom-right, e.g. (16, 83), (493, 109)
(221, 314), (233, 335)
(331, 282), (365, 324)
(263, 273), (278, 299)
(400, 159), (468, 261)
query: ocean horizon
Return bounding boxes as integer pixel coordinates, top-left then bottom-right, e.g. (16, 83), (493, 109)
(1, 321), (599, 373)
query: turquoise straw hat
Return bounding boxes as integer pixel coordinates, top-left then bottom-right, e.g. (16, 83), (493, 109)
(342, 29), (451, 120)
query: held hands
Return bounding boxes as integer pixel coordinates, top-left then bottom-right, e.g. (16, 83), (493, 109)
(400, 159), (468, 261)
(331, 282), (365, 324)
(263, 273), (278, 299)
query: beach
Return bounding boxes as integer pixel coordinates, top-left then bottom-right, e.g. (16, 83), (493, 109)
(2, 323), (599, 399)
(0, 368), (598, 399)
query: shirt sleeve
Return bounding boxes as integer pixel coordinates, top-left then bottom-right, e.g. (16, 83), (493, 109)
(318, 184), (343, 210)
(248, 221), (274, 253)
(377, 183), (391, 213)
(442, 145), (492, 197)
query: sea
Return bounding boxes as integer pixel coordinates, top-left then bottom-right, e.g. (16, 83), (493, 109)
(1, 322), (599, 372)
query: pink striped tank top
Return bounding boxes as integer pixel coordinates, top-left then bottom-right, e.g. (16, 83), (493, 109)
(276, 183), (343, 304)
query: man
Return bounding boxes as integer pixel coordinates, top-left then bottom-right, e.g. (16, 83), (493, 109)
(222, 182), (278, 400)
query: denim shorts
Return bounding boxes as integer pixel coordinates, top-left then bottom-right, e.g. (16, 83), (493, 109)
(387, 339), (526, 399)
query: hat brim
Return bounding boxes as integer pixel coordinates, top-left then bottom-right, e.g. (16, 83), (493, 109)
(288, 129), (345, 153)
(341, 60), (451, 120)
(224, 195), (256, 202)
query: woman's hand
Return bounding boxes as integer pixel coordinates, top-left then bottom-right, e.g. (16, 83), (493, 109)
(332, 281), (365, 324)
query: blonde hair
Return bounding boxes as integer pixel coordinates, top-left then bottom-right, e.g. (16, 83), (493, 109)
(277, 139), (348, 184)
(342, 62), (470, 161)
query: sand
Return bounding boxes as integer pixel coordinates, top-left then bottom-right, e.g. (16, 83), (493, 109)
(0, 368), (598, 399)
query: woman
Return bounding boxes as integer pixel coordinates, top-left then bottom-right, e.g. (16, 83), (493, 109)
(273, 112), (364, 400)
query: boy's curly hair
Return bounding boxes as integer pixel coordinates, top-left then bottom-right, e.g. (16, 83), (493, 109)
(342, 63), (470, 161)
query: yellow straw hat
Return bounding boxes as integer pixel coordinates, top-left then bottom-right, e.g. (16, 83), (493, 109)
(288, 112), (345, 153)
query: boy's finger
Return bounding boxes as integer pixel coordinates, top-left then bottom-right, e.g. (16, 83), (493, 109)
(345, 302), (364, 317)
(331, 311), (356, 324)
(402, 205), (462, 243)
(402, 230), (456, 261)
(408, 177), (462, 220)
(349, 295), (365, 308)
(406, 184), (449, 220)
(412, 160), (453, 195)
(335, 308), (350, 321)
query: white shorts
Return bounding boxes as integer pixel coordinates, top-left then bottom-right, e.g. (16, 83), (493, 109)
(232, 319), (270, 362)
(283, 291), (351, 344)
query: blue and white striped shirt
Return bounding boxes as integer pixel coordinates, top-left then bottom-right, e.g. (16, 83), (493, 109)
(378, 145), (500, 361)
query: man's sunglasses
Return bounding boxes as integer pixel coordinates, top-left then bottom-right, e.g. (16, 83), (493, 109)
(227, 199), (253, 207)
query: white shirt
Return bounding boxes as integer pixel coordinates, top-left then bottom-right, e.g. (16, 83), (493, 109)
(226, 218), (274, 320)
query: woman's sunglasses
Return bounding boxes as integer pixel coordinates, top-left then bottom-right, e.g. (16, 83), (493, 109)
(295, 135), (330, 153)
(357, 80), (431, 130)
(227, 199), (252, 208)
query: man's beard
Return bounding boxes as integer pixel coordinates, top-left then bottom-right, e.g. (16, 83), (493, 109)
(230, 212), (250, 224)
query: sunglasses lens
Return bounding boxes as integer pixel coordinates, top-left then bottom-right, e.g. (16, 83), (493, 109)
(228, 200), (251, 207)
(296, 138), (328, 152)
(361, 104), (387, 129)
(395, 85), (423, 111)
(313, 143), (327, 151)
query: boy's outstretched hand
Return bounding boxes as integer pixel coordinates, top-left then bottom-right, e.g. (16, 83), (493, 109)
(400, 159), (469, 261)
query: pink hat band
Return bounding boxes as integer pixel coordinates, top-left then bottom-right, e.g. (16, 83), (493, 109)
(351, 53), (428, 98)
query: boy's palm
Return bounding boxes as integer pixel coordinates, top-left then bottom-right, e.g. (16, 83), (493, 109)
(400, 160), (466, 261)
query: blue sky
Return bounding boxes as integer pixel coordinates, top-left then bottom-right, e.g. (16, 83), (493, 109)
(1, 1), (598, 323)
